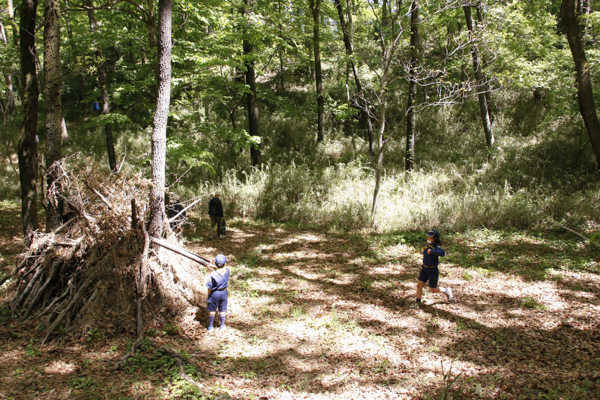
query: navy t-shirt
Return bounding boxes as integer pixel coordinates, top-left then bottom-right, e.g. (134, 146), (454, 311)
(206, 268), (229, 291)
(422, 245), (446, 267)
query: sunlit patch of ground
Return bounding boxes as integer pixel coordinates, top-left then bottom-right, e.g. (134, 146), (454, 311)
(1, 212), (599, 399)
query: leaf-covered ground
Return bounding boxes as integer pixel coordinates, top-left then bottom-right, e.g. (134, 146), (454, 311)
(1, 205), (599, 399)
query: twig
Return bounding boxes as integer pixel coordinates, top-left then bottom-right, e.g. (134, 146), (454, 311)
(84, 181), (114, 210)
(149, 339), (209, 391)
(553, 221), (600, 249)
(117, 140), (127, 174)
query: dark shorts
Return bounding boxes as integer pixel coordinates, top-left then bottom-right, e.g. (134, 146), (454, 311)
(207, 289), (228, 312)
(418, 266), (439, 288)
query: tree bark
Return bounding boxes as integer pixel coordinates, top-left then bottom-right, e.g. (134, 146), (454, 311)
(463, 2), (494, 148)
(44, 0), (63, 231)
(334, 0), (374, 154)
(148, 0), (172, 238)
(309, 0), (324, 142)
(85, 0), (116, 172)
(18, 0), (39, 240)
(243, 0), (261, 167)
(562, 0), (600, 169)
(405, 0), (419, 173)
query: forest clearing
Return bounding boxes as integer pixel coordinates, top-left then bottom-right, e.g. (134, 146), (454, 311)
(2, 0), (600, 398)
(1, 202), (599, 400)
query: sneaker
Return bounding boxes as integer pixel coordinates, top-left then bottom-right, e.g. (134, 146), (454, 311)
(207, 326), (214, 332)
(219, 325), (227, 331)
(409, 302), (421, 309)
(445, 287), (454, 302)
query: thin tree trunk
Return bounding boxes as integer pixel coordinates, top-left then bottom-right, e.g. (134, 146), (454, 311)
(44, 0), (63, 231)
(334, 0), (374, 154)
(243, 0), (261, 167)
(310, 0), (324, 142)
(371, 99), (386, 227)
(85, 0), (116, 172)
(18, 0), (39, 241)
(405, 0), (419, 173)
(562, 0), (600, 169)
(463, 2), (494, 148)
(148, 0), (172, 238)
(475, 4), (493, 123)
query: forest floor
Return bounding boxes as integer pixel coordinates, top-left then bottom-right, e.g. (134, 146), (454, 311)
(1, 203), (599, 399)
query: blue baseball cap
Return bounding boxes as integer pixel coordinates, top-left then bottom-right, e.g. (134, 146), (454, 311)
(215, 254), (226, 265)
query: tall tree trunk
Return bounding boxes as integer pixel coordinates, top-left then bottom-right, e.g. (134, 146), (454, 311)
(85, 0), (116, 171)
(463, 2), (494, 148)
(562, 0), (600, 169)
(243, 0), (261, 167)
(309, 0), (324, 142)
(334, 0), (374, 154)
(148, 0), (172, 238)
(405, 0), (419, 173)
(18, 0), (39, 241)
(44, 0), (63, 231)
(64, 0), (86, 103)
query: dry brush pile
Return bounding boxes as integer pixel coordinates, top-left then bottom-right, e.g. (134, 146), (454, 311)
(9, 160), (210, 344)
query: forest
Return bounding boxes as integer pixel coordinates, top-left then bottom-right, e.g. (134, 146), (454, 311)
(0, 0), (599, 399)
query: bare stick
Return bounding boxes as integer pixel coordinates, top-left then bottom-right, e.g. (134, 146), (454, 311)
(84, 180), (114, 210)
(131, 199), (138, 230)
(553, 221), (600, 249)
(13, 266), (43, 310)
(38, 278), (73, 318)
(149, 237), (211, 266)
(168, 196), (203, 223)
(20, 261), (60, 320)
(42, 279), (93, 344)
(116, 140), (127, 174)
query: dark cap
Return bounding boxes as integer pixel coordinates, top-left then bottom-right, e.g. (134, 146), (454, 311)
(426, 229), (440, 239)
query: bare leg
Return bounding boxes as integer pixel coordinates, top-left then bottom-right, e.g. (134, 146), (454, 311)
(416, 281), (426, 300)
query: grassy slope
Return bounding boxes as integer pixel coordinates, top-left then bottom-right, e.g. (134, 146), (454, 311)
(1, 209), (599, 399)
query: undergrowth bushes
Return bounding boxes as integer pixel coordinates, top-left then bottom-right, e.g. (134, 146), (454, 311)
(205, 159), (600, 233)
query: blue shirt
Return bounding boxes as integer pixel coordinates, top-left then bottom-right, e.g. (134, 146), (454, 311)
(422, 244), (445, 267)
(206, 268), (229, 291)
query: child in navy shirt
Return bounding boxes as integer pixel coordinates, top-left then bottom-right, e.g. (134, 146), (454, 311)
(206, 254), (229, 331)
(411, 229), (453, 308)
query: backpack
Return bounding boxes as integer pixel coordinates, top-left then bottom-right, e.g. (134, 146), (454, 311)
(221, 219), (226, 235)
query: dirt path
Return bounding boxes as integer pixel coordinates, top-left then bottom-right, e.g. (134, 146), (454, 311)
(1, 218), (599, 399)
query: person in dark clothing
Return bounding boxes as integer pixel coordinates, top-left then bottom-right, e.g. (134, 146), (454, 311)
(167, 195), (187, 232)
(206, 254), (229, 332)
(410, 229), (453, 309)
(208, 191), (224, 240)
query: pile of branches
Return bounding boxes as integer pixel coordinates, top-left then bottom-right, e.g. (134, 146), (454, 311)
(9, 159), (210, 344)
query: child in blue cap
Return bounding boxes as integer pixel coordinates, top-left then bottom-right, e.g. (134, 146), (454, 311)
(410, 229), (453, 308)
(206, 254), (229, 331)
